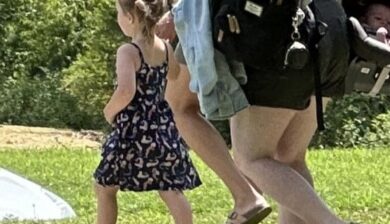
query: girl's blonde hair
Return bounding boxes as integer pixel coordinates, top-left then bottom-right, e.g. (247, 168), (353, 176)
(118, 0), (173, 40)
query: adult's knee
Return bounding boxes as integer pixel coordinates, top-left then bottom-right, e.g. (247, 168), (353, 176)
(275, 149), (307, 169)
(234, 152), (274, 174)
(275, 137), (309, 165)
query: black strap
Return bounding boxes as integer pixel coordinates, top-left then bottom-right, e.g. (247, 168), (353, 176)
(163, 41), (169, 63)
(130, 42), (146, 65)
(309, 1), (325, 131)
(131, 41), (169, 65)
(313, 50), (325, 131)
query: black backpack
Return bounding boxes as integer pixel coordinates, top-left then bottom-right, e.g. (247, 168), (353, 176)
(211, 0), (320, 70)
(211, 0), (329, 129)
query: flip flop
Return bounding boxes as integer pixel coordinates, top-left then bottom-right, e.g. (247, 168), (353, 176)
(225, 204), (272, 224)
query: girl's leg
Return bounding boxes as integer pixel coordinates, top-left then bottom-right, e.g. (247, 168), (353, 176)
(231, 106), (346, 224)
(159, 190), (193, 224)
(166, 65), (269, 217)
(94, 183), (119, 224)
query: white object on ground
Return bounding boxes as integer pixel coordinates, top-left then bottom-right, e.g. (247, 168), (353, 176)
(0, 167), (76, 221)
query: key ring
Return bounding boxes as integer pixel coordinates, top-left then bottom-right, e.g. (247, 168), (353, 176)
(290, 8), (305, 41)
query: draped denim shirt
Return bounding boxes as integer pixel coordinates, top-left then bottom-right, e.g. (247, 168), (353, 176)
(172, 0), (249, 120)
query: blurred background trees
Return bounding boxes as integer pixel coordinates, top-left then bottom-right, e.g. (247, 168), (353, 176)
(0, 0), (124, 129)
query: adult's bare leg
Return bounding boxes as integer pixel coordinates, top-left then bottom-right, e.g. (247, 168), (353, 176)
(166, 65), (269, 218)
(231, 106), (346, 224)
(275, 97), (332, 224)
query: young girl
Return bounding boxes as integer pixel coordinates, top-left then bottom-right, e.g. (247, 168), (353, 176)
(93, 0), (201, 223)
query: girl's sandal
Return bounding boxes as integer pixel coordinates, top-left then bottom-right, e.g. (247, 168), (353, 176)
(225, 205), (272, 224)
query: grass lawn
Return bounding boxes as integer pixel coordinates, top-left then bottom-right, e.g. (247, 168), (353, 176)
(0, 147), (389, 224)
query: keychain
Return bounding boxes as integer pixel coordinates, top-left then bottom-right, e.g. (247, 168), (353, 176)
(284, 8), (309, 69)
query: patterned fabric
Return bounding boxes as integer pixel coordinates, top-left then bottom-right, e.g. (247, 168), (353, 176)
(94, 43), (202, 191)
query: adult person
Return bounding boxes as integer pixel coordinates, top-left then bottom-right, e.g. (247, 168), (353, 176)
(230, 0), (390, 224)
(158, 0), (355, 224)
(160, 0), (390, 224)
(157, 2), (272, 224)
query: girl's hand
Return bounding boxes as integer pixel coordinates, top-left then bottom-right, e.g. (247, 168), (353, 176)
(156, 11), (176, 42)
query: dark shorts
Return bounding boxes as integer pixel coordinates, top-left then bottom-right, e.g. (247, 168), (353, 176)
(242, 61), (315, 110)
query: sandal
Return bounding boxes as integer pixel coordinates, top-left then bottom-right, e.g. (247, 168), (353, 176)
(225, 204), (272, 224)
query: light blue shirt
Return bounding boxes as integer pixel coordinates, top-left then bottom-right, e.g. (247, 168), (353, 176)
(172, 0), (249, 120)
(172, 0), (217, 95)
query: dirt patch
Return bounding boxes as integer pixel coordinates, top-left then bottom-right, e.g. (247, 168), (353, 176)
(0, 125), (104, 149)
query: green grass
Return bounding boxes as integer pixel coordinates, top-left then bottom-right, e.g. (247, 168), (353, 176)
(0, 148), (389, 224)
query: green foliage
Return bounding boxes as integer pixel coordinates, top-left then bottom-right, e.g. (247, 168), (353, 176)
(311, 93), (390, 148)
(366, 113), (390, 146)
(61, 1), (126, 130)
(0, 75), (87, 129)
(0, 0), (88, 79)
(0, 0), (126, 130)
(62, 51), (115, 130)
(0, 147), (389, 223)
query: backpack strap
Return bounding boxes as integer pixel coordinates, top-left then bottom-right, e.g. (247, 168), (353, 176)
(313, 50), (325, 131)
(308, 1), (327, 131)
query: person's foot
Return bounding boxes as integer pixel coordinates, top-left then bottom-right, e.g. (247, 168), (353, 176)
(225, 204), (272, 224)
(227, 191), (271, 224)
(228, 178), (271, 224)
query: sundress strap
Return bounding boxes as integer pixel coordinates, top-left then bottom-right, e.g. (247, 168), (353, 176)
(163, 41), (169, 64)
(129, 42), (146, 65)
(130, 41), (169, 66)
